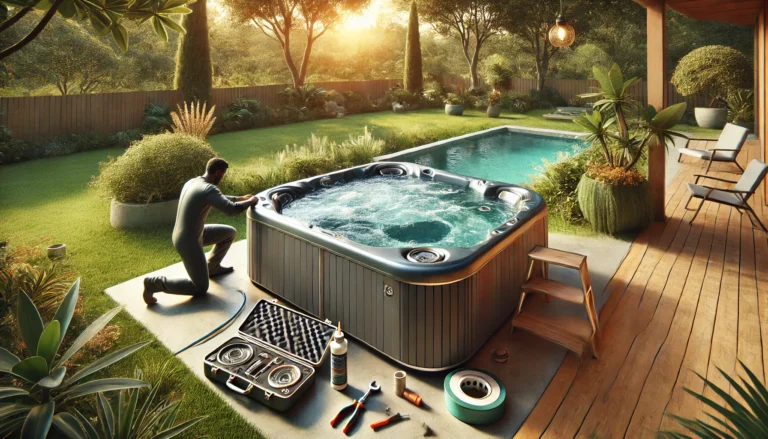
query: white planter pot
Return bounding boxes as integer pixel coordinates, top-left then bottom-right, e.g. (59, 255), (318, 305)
(694, 107), (728, 129)
(110, 199), (179, 229)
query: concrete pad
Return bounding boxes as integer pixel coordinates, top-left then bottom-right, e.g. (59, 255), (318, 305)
(106, 231), (631, 438)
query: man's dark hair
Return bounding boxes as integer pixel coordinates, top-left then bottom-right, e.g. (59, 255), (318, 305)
(206, 157), (229, 174)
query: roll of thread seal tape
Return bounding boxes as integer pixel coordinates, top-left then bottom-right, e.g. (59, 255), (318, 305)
(444, 368), (506, 425)
(394, 371), (406, 396)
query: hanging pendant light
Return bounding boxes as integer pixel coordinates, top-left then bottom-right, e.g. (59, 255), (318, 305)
(548, 0), (575, 48)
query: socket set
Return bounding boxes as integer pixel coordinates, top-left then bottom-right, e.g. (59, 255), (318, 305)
(204, 299), (335, 412)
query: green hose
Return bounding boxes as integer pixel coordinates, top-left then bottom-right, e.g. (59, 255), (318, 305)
(174, 289), (247, 356)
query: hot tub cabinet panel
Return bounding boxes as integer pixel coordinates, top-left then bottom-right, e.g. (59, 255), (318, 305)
(247, 162), (548, 370)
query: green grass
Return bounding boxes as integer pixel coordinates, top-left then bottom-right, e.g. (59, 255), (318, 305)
(0, 107), (707, 436)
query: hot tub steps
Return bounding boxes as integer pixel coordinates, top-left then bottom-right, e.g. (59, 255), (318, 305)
(512, 246), (600, 358)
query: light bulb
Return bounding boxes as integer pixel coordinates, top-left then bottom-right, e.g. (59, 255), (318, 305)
(548, 16), (575, 48)
(557, 27), (566, 40)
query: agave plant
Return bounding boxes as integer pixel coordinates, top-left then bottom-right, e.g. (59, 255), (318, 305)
(575, 63), (687, 170)
(53, 371), (205, 439)
(0, 279), (150, 438)
(659, 361), (768, 438)
(170, 101), (216, 140)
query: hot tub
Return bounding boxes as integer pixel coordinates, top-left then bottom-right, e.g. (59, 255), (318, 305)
(247, 162), (548, 370)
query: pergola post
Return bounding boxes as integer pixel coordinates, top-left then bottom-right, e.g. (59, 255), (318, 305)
(647, 0), (667, 221)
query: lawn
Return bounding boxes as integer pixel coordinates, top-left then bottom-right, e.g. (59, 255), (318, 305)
(0, 108), (717, 437)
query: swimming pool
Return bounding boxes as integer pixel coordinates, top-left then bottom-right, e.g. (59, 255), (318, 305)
(376, 126), (584, 184)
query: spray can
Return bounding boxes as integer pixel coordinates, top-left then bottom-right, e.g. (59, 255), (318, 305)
(330, 322), (348, 390)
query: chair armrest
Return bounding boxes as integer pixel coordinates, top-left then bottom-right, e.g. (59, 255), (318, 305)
(700, 185), (749, 195)
(706, 148), (741, 152)
(693, 174), (738, 184)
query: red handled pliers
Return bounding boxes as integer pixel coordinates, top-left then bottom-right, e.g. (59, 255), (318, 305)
(370, 413), (410, 431)
(330, 380), (381, 435)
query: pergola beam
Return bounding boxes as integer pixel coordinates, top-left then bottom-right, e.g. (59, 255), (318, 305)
(647, 0), (667, 221)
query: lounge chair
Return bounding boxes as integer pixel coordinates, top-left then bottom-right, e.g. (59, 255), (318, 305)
(686, 159), (768, 232)
(677, 123), (750, 173)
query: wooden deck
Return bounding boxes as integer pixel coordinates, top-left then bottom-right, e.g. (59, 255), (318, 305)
(514, 139), (768, 438)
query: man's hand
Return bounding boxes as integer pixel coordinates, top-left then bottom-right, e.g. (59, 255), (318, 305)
(245, 196), (259, 206)
(235, 194), (254, 202)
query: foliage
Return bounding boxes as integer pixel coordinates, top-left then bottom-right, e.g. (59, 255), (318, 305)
(382, 85), (421, 107)
(107, 130), (144, 149)
(671, 46), (753, 106)
(585, 163), (646, 187)
(341, 91), (376, 114)
(529, 86), (566, 108)
(171, 101), (216, 140)
(487, 90), (500, 107)
(724, 89), (754, 125)
(141, 104), (173, 135)
(419, 0), (504, 88)
(55, 369), (205, 439)
(94, 133), (216, 204)
(0, 279), (150, 438)
(576, 63), (686, 171)
(0, 0), (192, 60)
(219, 99), (273, 132)
(281, 85), (327, 110)
(528, 147), (591, 222)
(576, 174), (651, 234)
(444, 89), (476, 108)
(174, 0), (213, 103)
(482, 60), (514, 90)
(659, 361), (768, 439)
(403, 0), (423, 93)
(225, 0), (369, 87)
(499, 91), (533, 113)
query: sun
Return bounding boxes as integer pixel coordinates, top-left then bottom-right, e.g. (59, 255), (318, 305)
(344, 0), (384, 30)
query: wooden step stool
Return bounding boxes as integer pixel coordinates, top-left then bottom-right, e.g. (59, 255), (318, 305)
(512, 246), (600, 358)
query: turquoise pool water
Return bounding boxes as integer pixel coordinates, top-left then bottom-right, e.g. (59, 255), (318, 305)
(391, 130), (582, 184)
(282, 176), (519, 248)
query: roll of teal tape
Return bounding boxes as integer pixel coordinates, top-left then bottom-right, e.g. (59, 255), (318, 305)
(444, 368), (506, 425)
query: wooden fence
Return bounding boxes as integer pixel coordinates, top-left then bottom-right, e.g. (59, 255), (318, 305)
(0, 77), (709, 143)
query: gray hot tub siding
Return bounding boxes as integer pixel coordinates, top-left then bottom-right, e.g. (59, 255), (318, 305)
(247, 163), (548, 370)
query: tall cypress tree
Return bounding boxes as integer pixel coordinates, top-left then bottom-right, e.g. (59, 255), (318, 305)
(403, 0), (423, 93)
(174, 0), (212, 103)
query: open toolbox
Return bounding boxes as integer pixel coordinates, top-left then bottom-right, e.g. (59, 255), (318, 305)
(204, 299), (336, 412)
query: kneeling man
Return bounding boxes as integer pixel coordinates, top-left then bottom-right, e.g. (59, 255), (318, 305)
(143, 158), (258, 305)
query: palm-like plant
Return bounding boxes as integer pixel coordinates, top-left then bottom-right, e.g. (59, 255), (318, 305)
(575, 64), (687, 170)
(0, 279), (150, 438)
(53, 371), (204, 439)
(171, 101), (216, 140)
(659, 361), (768, 439)
(281, 85), (327, 110)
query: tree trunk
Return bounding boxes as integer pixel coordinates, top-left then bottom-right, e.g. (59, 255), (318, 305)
(174, 0), (212, 102)
(535, 56), (548, 91)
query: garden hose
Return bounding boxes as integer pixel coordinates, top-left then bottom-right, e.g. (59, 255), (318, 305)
(444, 368), (506, 425)
(174, 289), (247, 356)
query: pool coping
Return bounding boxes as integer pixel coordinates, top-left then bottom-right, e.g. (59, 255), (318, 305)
(374, 125), (587, 162)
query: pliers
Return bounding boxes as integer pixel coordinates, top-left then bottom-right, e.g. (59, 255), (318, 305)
(370, 413), (410, 431)
(330, 380), (381, 435)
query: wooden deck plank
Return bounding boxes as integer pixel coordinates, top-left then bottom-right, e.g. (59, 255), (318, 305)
(516, 139), (766, 438)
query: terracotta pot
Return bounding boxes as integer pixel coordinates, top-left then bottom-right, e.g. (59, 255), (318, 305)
(444, 104), (464, 116)
(110, 199), (179, 229)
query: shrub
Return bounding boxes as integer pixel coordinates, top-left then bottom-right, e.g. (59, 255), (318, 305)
(671, 45), (752, 105)
(171, 101), (216, 140)
(95, 133), (216, 204)
(499, 91), (534, 113)
(281, 84), (327, 110)
(529, 87), (567, 108)
(141, 103), (173, 134)
(528, 148), (590, 222)
(273, 105), (310, 124)
(219, 98), (273, 131)
(382, 86), (421, 107)
(343, 91), (376, 114)
(444, 89), (476, 108)
(107, 129), (143, 148)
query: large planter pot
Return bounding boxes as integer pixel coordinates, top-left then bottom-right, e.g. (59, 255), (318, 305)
(487, 106), (502, 118)
(110, 199), (179, 230)
(577, 175), (652, 235)
(445, 104), (464, 116)
(694, 107), (728, 129)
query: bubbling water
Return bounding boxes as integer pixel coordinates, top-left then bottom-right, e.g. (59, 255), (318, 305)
(281, 176), (520, 248)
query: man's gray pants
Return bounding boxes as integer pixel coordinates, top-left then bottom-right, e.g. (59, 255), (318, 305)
(155, 224), (236, 296)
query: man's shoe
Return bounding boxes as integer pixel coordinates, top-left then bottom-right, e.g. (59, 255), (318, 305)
(208, 265), (235, 278)
(143, 277), (159, 306)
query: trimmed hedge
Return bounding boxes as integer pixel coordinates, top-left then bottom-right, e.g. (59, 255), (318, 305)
(94, 133), (216, 204)
(576, 175), (652, 234)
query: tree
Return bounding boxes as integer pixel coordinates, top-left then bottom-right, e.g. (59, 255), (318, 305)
(671, 45), (753, 105)
(403, 0), (422, 92)
(419, 0), (503, 89)
(0, 0), (192, 61)
(225, 0), (370, 88)
(501, 0), (583, 91)
(174, 0), (213, 102)
(12, 15), (118, 95)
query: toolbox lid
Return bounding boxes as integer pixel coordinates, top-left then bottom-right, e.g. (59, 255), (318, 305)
(238, 299), (336, 367)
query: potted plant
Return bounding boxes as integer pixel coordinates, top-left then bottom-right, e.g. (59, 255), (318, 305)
(725, 89), (754, 132)
(487, 90), (502, 118)
(444, 94), (464, 116)
(671, 45), (752, 129)
(575, 64), (686, 234)
(94, 133), (216, 229)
